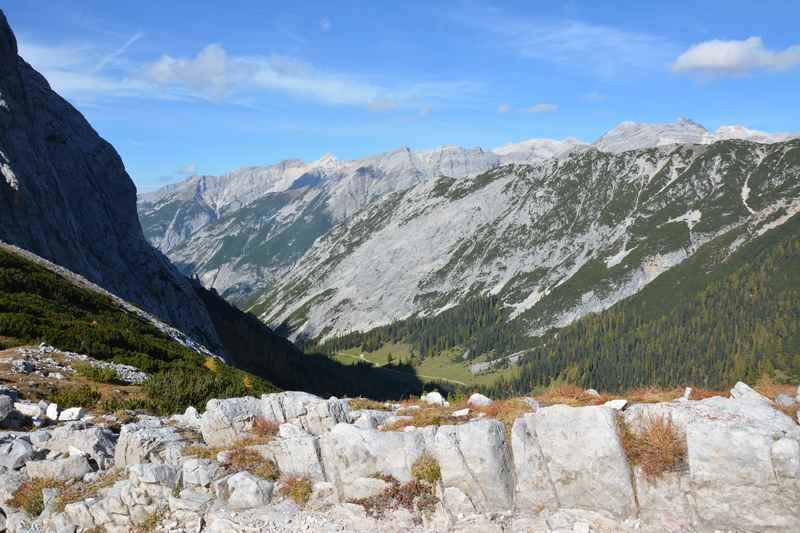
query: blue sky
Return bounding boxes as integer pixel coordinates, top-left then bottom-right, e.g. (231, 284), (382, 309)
(4, 1), (800, 191)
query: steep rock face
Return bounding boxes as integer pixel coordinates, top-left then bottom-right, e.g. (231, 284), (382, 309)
(137, 141), (583, 301)
(0, 11), (221, 350)
(257, 139), (800, 340)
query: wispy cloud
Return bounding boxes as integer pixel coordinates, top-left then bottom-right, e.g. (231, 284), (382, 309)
(498, 103), (510, 113)
(177, 163), (197, 175)
(447, 8), (676, 77)
(673, 37), (800, 75)
(524, 103), (558, 113)
(320, 17), (332, 32)
(19, 34), (473, 113)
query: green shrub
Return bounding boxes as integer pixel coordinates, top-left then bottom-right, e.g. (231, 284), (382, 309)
(72, 362), (118, 384)
(50, 385), (101, 409)
(411, 453), (441, 485)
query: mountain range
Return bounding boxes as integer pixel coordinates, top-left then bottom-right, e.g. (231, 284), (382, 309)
(139, 117), (799, 356)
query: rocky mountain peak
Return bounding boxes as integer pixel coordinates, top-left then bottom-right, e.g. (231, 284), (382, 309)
(0, 11), (17, 60)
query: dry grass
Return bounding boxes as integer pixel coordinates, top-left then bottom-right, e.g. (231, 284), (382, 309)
(228, 447), (280, 481)
(349, 398), (393, 411)
(133, 505), (167, 532)
(617, 414), (687, 480)
(252, 417), (280, 440)
(688, 387), (728, 400)
(626, 387), (684, 404)
(476, 398), (534, 433)
(777, 403), (799, 424)
(535, 383), (617, 406)
(754, 374), (796, 400)
(55, 468), (124, 512)
(279, 475), (313, 507)
(182, 443), (219, 460)
(348, 475), (438, 521)
(383, 405), (462, 431)
(411, 454), (441, 485)
(8, 478), (64, 516)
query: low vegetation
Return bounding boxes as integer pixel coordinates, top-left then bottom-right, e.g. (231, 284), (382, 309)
(72, 362), (119, 384)
(183, 438), (280, 481)
(348, 474), (438, 521)
(279, 475), (313, 507)
(49, 385), (102, 408)
(348, 398), (393, 411)
(617, 414), (687, 480)
(411, 454), (441, 485)
(8, 478), (63, 517)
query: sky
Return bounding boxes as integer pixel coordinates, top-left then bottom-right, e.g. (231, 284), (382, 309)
(4, 1), (800, 191)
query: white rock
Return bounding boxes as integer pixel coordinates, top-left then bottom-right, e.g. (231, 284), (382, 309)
(13, 401), (43, 418)
(128, 463), (181, 488)
(45, 402), (59, 420)
(681, 387), (692, 401)
(278, 422), (310, 438)
(215, 471), (273, 510)
(249, 435), (327, 482)
(771, 438), (800, 479)
(58, 407), (85, 421)
(452, 408), (470, 417)
(0, 438), (33, 469)
(729, 381), (770, 403)
(115, 419), (187, 467)
(604, 399), (628, 411)
(182, 458), (220, 487)
(512, 405), (636, 518)
(467, 393), (493, 407)
(687, 420), (799, 530)
(584, 389), (600, 397)
(422, 391), (446, 406)
(26, 455), (92, 481)
(347, 476), (390, 499)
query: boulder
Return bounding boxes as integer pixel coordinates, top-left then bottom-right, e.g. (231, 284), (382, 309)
(26, 455), (92, 481)
(422, 391), (446, 406)
(170, 406), (201, 431)
(128, 463), (181, 488)
(730, 381), (770, 403)
(0, 394), (12, 421)
(58, 407), (85, 421)
(200, 392), (350, 447)
(423, 420), (515, 513)
(45, 402), (59, 421)
(249, 435), (327, 482)
(687, 419), (800, 531)
(13, 401), (43, 418)
(319, 423), (426, 500)
(512, 405), (636, 518)
(771, 438), (800, 479)
(114, 419), (186, 467)
(452, 408), (470, 417)
(467, 393), (492, 407)
(604, 399), (628, 411)
(0, 437), (33, 469)
(46, 424), (117, 469)
(584, 389), (599, 397)
(182, 458), (221, 487)
(214, 471), (273, 510)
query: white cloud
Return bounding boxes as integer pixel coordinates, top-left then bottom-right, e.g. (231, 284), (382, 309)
(673, 37), (800, 74)
(498, 103), (510, 113)
(320, 17), (332, 32)
(19, 37), (473, 112)
(524, 103), (558, 113)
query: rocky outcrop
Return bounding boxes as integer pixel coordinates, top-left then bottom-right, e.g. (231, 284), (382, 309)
(2, 384), (799, 532)
(0, 10), (221, 351)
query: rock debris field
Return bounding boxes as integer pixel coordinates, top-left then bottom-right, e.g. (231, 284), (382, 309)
(0, 372), (799, 532)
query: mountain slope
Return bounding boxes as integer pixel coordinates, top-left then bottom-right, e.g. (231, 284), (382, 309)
(257, 139), (800, 349)
(137, 141), (585, 301)
(0, 11), (220, 351)
(484, 212), (800, 394)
